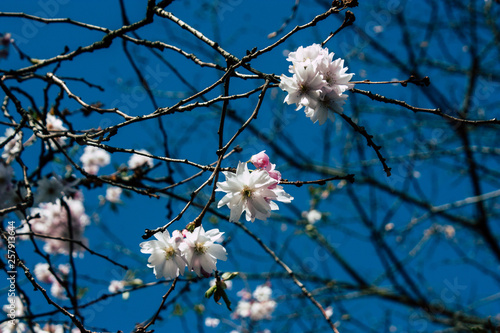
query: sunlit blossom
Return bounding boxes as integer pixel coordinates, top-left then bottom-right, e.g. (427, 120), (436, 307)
(0, 128), (22, 163)
(80, 146), (110, 175)
(128, 149), (154, 170)
(140, 229), (186, 279)
(216, 162), (293, 222)
(280, 43), (354, 125)
(179, 226), (227, 277)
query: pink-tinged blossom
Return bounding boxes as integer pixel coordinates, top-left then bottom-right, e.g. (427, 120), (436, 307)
(234, 300), (251, 318)
(250, 151), (270, 169)
(216, 162), (293, 222)
(280, 44), (354, 125)
(317, 57), (354, 95)
(57, 264), (70, 276)
(128, 149), (154, 170)
(178, 226), (227, 277)
(50, 280), (67, 300)
(34, 264), (71, 300)
(80, 146), (110, 175)
(2, 296), (24, 318)
(105, 186), (122, 203)
(237, 289), (252, 301)
(44, 114), (67, 150)
(1, 297), (26, 333)
(249, 300), (277, 321)
(108, 280), (126, 293)
(267, 169), (281, 183)
(140, 229), (186, 280)
(280, 65), (325, 111)
(0, 128), (22, 163)
(36, 324), (65, 333)
(234, 284), (277, 321)
(0, 320), (26, 333)
(286, 43), (331, 73)
(252, 284), (272, 302)
(304, 90), (349, 125)
(33, 263), (54, 284)
(250, 151), (282, 188)
(26, 196), (90, 255)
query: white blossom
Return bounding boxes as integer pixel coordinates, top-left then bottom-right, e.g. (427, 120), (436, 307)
(27, 196), (90, 255)
(50, 280), (67, 300)
(3, 296), (24, 318)
(280, 64), (325, 111)
(57, 264), (70, 276)
(108, 280), (126, 293)
(302, 209), (322, 224)
(286, 43), (331, 74)
(34, 263), (54, 284)
(235, 300), (251, 318)
(280, 43), (354, 125)
(252, 284), (272, 302)
(44, 114), (67, 149)
(216, 162), (293, 222)
(0, 128), (22, 163)
(234, 284), (277, 321)
(1, 298), (25, 333)
(128, 149), (154, 170)
(35, 324), (64, 333)
(179, 225), (227, 277)
(0, 320), (26, 333)
(80, 146), (110, 175)
(140, 229), (187, 279)
(325, 306), (334, 319)
(105, 186), (122, 203)
(249, 300), (277, 321)
(204, 317), (220, 328)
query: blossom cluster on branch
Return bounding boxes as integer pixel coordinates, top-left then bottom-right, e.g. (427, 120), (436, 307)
(233, 284), (277, 322)
(140, 225), (227, 279)
(216, 151), (293, 222)
(280, 44), (354, 125)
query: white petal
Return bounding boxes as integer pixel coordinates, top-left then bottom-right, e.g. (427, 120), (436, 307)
(207, 244), (227, 261)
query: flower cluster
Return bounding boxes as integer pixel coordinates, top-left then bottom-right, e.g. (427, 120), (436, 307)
(21, 194), (90, 255)
(105, 186), (122, 203)
(233, 284), (277, 321)
(2, 295), (80, 333)
(1, 296), (25, 333)
(44, 114), (68, 150)
(216, 151), (293, 222)
(0, 127), (22, 163)
(279, 43), (354, 125)
(140, 225), (227, 279)
(33, 263), (71, 300)
(128, 149), (154, 170)
(79, 146), (110, 175)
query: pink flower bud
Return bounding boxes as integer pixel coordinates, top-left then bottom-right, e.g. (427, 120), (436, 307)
(250, 151), (270, 169)
(267, 169), (281, 189)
